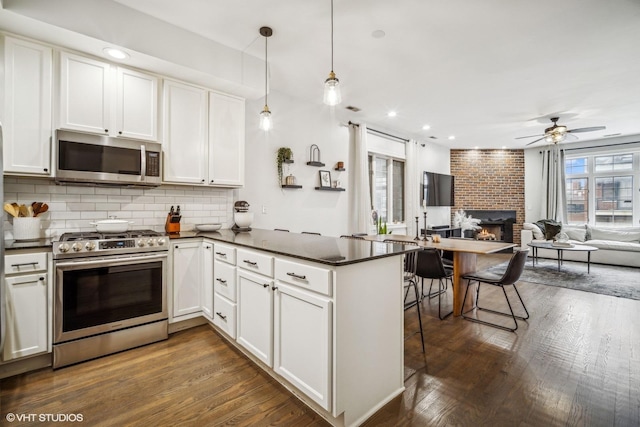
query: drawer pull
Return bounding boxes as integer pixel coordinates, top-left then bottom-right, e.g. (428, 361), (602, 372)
(272, 286), (278, 291)
(243, 260), (257, 266)
(286, 272), (307, 280)
(216, 278), (227, 284)
(215, 252), (227, 257)
(11, 262), (39, 268)
(215, 312), (227, 321)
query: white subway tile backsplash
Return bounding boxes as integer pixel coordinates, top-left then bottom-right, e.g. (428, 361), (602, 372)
(3, 178), (235, 239)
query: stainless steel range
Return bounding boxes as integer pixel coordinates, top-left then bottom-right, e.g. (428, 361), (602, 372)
(53, 230), (169, 368)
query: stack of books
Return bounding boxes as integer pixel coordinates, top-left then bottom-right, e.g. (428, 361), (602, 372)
(551, 241), (574, 248)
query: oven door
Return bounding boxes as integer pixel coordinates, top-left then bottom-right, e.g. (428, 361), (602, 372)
(54, 253), (167, 344)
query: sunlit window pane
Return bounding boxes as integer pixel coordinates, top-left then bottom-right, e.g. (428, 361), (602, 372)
(565, 177), (588, 224)
(595, 176), (633, 225)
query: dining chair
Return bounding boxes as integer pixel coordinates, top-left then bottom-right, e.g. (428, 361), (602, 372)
(461, 249), (530, 332)
(384, 239), (424, 353)
(415, 249), (454, 320)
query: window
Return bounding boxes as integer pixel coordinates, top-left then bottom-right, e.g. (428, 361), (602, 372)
(369, 154), (404, 224)
(565, 150), (639, 226)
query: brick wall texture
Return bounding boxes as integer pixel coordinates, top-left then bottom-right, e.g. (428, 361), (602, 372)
(450, 149), (525, 246)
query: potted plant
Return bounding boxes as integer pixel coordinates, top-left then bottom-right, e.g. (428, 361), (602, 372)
(276, 147), (293, 185)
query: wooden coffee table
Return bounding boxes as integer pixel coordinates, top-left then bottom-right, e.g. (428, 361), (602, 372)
(527, 241), (598, 273)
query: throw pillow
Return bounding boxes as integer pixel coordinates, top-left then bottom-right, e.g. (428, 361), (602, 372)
(561, 224), (587, 242)
(544, 222), (562, 240)
(523, 222), (544, 240)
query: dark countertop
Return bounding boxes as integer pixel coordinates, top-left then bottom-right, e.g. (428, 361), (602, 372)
(168, 229), (415, 266)
(4, 238), (53, 251)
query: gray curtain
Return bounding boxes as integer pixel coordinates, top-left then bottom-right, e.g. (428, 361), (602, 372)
(540, 144), (567, 222)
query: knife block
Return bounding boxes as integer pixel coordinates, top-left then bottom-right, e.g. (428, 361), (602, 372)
(165, 214), (180, 234)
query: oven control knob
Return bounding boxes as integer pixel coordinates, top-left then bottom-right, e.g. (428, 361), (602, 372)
(71, 242), (83, 252)
(58, 243), (70, 253)
(157, 238), (166, 246)
(148, 238), (156, 246)
(85, 242), (96, 251)
(137, 239), (146, 247)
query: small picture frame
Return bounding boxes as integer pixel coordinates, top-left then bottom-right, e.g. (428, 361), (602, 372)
(319, 170), (332, 188)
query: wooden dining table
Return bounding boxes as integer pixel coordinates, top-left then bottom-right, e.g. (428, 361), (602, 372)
(363, 235), (517, 316)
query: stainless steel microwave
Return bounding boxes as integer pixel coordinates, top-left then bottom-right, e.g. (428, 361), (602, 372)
(55, 130), (162, 187)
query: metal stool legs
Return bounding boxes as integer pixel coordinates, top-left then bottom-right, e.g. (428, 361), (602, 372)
(462, 279), (529, 332)
(404, 278), (425, 353)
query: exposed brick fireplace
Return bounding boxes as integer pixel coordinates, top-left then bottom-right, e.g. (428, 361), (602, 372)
(450, 149), (525, 246)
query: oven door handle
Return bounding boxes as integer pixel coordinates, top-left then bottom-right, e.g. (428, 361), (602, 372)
(55, 253), (168, 268)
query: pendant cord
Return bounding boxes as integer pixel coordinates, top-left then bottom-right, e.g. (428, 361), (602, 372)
(330, 0), (334, 72)
(264, 34), (268, 106)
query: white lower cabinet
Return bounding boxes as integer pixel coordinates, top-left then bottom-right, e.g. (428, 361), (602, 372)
(236, 269), (273, 366)
(201, 241), (214, 320)
(171, 241), (202, 320)
(3, 250), (50, 362)
(213, 243), (237, 338)
(273, 282), (332, 411)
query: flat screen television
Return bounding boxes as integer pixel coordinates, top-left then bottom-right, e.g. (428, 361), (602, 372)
(422, 171), (455, 207)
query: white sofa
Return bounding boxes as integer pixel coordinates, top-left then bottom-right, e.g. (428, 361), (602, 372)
(521, 223), (640, 268)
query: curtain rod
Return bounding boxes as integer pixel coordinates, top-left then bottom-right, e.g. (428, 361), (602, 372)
(348, 121), (410, 143)
(540, 139), (640, 153)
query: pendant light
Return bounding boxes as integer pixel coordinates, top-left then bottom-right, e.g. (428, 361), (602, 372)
(259, 26), (273, 131)
(323, 0), (341, 106)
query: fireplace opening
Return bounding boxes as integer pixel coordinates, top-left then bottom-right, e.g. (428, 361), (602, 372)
(463, 210), (516, 243)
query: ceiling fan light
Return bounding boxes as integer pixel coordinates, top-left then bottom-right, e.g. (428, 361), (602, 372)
(323, 72), (341, 106)
(259, 105), (272, 131)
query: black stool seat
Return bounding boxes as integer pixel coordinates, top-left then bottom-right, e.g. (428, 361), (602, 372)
(461, 249), (530, 332)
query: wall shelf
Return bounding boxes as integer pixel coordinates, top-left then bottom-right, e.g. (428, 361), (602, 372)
(307, 161), (325, 167)
(315, 187), (345, 192)
(334, 168), (345, 171)
(281, 184), (302, 189)
(283, 159), (294, 164)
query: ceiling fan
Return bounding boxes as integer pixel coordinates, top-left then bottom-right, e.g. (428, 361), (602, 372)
(516, 117), (606, 146)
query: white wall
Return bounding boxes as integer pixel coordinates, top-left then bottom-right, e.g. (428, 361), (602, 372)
(238, 90), (350, 236)
(417, 140), (452, 227)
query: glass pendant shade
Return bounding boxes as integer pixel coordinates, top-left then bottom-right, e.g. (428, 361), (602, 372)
(323, 71), (341, 106)
(259, 106), (272, 131)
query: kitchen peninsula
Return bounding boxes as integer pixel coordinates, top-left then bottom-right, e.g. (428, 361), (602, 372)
(169, 229), (416, 427)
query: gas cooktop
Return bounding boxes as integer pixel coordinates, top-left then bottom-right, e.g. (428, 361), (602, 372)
(53, 229), (168, 259)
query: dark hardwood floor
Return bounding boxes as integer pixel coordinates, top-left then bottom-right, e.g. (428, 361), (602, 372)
(2, 254), (638, 426)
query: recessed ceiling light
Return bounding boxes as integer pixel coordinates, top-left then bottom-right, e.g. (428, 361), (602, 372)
(387, 111), (397, 118)
(103, 47), (129, 59)
(448, 135), (455, 140)
(422, 124), (431, 130)
(372, 30), (386, 38)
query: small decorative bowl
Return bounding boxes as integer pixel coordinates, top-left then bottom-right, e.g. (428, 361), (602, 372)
(195, 223), (222, 232)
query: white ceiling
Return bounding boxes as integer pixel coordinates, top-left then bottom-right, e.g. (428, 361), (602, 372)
(4, 0), (640, 149)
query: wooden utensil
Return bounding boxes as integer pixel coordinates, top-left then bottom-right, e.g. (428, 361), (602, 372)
(18, 204), (29, 217)
(32, 202), (43, 216)
(4, 203), (17, 217)
(27, 205), (34, 217)
(36, 203), (48, 216)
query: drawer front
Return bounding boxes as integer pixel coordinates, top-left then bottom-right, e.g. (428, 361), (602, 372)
(5, 252), (48, 275)
(214, 243), (236, 265)
(213, 293), (236, 339)
(274, 258), (332, 297)
(237, 248), (274, 278)
(214, 260), (237, 302)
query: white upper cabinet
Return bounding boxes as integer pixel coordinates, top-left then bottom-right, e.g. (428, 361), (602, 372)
(162, 79), (209, 184)
(59, 51), (158, 140)
(59, 52), (111, 134)
(2, 36), (53, 175)
(162, 79), (245, 187)
(115, 67), (158, 140)
(208, 92), (245, 187)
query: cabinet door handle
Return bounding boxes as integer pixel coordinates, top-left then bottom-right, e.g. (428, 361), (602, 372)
(105, 129), (109, 133)
(286, 272), (307, 280)
(216, 278), (227, 284)
(272, 286), (278, 291)
(263, 283), (269, 288)
(215, 312), (227, 321)
(206, 246), (211, 249)
(11, 262), (38, 268)
(243, 260), (257, 266)
(215, 252), (227, 256)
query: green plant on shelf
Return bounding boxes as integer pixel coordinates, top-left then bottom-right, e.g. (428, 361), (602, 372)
(276, 147), (293, 186)
(377, 217), (391, 234)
